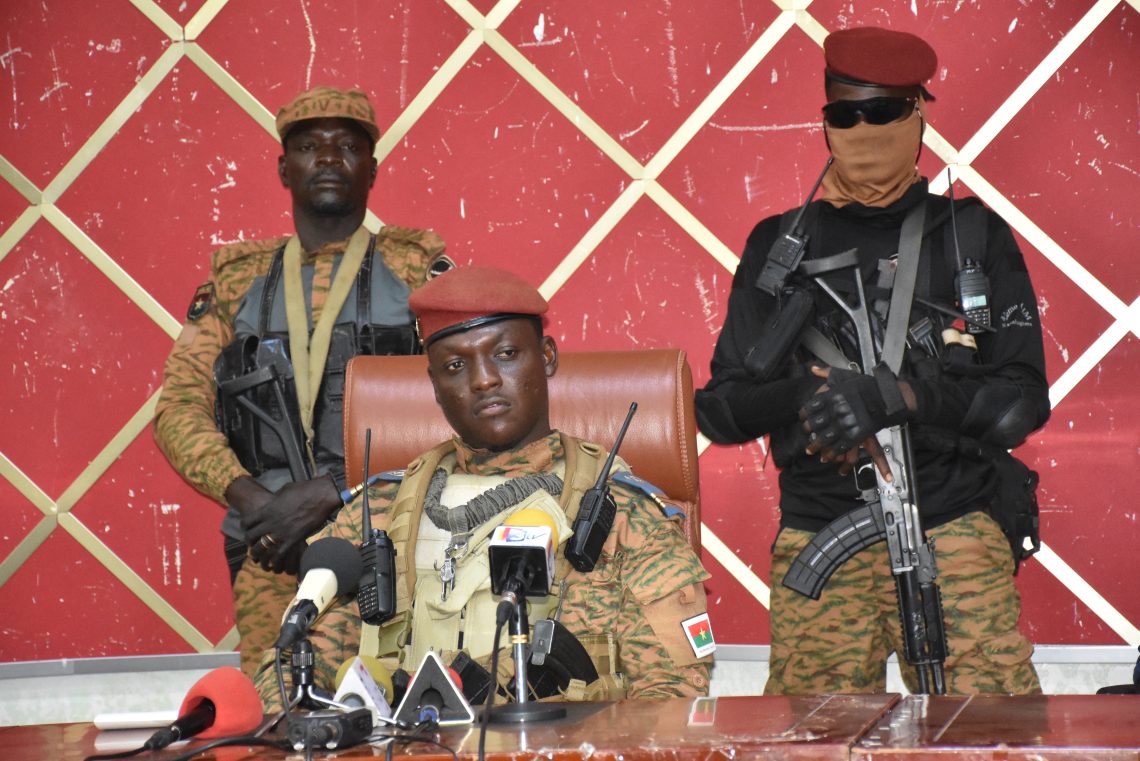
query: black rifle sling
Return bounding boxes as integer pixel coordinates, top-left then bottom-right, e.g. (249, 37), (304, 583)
(881, 199), (927, 373)
(355, 235), (377, 327)
(258, 244), (287, 335)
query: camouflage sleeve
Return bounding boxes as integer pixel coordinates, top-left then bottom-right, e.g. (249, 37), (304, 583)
(153, 242), (280, 503)
(375, 226), (447, 290)
(560, 485), (712, 699)
(253, 482), (400, 710)
(153, 277), (246, 505)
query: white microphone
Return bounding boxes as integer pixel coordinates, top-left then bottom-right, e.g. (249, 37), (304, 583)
(334, 656), (394, 726)
(275, 537), (363, 649)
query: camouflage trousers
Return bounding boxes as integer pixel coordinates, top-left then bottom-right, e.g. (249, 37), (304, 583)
(767, 510), (1040, 695)
(232, 554), (298, 679)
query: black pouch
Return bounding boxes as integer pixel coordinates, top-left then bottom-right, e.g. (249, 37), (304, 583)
(450, 651), (495, 704)
(985, 450), (1041, 574)
(743, 286), (815, 381)
(917, 429), (1042, 576)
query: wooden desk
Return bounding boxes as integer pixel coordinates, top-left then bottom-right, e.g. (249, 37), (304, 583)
(7, 695), (1136, 761)
(853, 695), (1140, 761)
(1, 694), (897, 760)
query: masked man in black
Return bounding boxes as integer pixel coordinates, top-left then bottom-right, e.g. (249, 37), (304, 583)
(696, 27), (1049, 695)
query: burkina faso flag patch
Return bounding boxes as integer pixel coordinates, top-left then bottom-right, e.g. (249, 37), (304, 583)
(681, 612), (716, 658)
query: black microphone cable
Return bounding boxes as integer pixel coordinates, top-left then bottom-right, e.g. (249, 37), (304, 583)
(477, 614), (509, 761)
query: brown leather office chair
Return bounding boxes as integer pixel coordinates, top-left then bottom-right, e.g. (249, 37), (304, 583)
(343, 349), (701, 549)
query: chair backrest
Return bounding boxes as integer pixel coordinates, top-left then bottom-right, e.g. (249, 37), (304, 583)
(343, 348), (701, 548)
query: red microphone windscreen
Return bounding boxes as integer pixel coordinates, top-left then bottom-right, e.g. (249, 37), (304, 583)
(179, 667), (263, 739)
(409, 664), (463, 691)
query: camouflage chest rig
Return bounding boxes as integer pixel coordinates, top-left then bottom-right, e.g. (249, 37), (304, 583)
(362, 433), (630, 702)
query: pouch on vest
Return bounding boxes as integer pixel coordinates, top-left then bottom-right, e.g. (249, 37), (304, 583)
(915, 427), (1041, 574)
(410, 486), (570, 667)
(970, 443), (1041, 574)
(358, 323), (419, 356)
(309, 324), (363, 476)
(742, 286), (815, 381)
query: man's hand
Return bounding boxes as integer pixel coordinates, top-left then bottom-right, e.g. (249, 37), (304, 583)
(227, 475), (342, 575)
(800, 366), (911, 481)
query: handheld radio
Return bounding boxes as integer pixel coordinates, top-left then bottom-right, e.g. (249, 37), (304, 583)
(948, 172), (992, 334)
(754, 157), (833, 296)
(356, 429), (396, 626)
(566, 402), (637, 573)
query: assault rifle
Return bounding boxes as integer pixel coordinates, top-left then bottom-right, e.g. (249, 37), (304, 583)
(215, 336), (313, 483)
(781, 248), (949, 695)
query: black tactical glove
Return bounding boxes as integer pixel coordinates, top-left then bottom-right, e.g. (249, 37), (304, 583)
(799, 364), (909, 455)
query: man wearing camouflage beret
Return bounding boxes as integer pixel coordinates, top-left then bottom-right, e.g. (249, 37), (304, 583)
(155, 86), (451, 677)
(254, 266), (714, 708)
(697, 28), (1048, 694)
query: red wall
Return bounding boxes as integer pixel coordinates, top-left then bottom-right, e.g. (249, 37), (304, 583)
(1, 0), (1136, 662)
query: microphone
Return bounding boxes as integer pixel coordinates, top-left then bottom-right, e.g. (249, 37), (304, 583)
(414, 667), (463, 724)
(276, 537), (363, 649)
(144, 667), (262, 750)
(334, 655), (394, 725)
(393, 651), (474, 726)
(489, 507), (558, 624)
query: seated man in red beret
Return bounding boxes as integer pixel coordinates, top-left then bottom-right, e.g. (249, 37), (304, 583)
(697, 27), (1048, 694)
(254, 265), (713, 709)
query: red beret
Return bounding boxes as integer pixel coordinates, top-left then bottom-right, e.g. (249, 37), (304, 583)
(409, 265), (548, 345)
(824, 27), (937, 88)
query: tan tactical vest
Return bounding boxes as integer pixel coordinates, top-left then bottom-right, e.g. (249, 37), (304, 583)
(359, 433), (628, 700)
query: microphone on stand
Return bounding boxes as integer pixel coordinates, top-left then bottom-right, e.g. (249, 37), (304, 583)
(275, 537), (363, 650)
(485, 506), (566, 723)
(393, 651), (474, 726)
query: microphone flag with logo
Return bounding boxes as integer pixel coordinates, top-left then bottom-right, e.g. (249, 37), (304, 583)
(489, 506), (557, 598)
(334, 655), (394, 725)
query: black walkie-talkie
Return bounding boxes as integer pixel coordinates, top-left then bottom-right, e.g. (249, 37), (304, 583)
(566, 402), (637, 573)
(357, 429), (396, 626)
(948, 171), (992, 334)
(755, 157), (833, 296)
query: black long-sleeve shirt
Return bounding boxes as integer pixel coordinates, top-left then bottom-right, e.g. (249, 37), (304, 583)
(696, 181), (1049, 531)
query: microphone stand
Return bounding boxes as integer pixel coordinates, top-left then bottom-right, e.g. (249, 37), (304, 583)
(290, 638), (338, 710)
(487, 598), (566, 723)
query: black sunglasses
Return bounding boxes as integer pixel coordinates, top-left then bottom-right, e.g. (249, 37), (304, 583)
(822, 96), (918, 129)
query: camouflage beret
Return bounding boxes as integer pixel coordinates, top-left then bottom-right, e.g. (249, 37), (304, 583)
(824, 27), (937, 88)
(275, 86), (380, 144)
(409, 266), (548, 346)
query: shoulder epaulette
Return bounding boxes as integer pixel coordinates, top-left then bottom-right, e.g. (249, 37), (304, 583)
(611, 471), (686, 519)
(211, 237), (287, 271)
(377, 225), (442, 249)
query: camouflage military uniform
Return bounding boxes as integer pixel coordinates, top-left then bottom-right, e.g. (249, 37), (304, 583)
(154, 227), (445, 676)
(768, 511), (1040, 695)
(253, 432), (712, 709)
